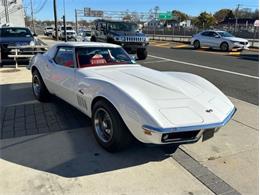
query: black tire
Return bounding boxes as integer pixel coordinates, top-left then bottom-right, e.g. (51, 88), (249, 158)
(137, 48), (148, 60)
(32, 70), (50, 102)
(92, 100), (133, 152)
(220, 42), (229, 52)
(193, 40), (200, 49)
(90, 36), (96, 42)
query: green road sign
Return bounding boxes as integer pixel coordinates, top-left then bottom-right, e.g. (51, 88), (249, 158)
(158, 12), (172, 20)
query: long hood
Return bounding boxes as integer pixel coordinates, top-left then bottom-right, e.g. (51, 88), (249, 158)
(86, 65), (234, 128)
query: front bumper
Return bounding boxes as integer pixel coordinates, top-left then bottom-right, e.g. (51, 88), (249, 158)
(231, 42), (250, 50)
(141, 107), (236, 144)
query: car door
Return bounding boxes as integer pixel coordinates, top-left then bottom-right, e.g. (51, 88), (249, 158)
(47, 46), (77, 106)
(207, 31), (221, 48)
(199, 31), (210, 46)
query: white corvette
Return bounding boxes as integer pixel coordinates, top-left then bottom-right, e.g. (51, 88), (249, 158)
(28, 42), (236, 152)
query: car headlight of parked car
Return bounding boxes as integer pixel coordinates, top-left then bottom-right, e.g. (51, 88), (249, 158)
(114, 36), (125, 42)
(30, 41), (35, 46)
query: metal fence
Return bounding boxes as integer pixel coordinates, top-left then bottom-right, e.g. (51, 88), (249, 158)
(143, 25), (259, 39)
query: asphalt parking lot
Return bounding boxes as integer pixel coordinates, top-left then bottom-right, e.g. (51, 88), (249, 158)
(0, 37), (259, 194)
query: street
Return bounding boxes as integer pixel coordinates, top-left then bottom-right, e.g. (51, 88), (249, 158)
(0, 36), (258, 194)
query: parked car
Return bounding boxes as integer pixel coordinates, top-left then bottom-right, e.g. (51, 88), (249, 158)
(28, 42), (236, 152)
(44, 26), (53, 36)
(0, 27), (38, 61)
(76, 30), (92, 42)
(58, 26), (77, 41)
(191, 30), (250, 51)
(91, 19), (149, 59)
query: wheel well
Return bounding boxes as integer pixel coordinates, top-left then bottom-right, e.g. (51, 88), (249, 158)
(31, 66), (38, 74)
(220, 41), (228, 47)
(91, 96), (114, 112)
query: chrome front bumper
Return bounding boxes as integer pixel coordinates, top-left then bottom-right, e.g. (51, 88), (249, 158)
(142, 107), (236, 144)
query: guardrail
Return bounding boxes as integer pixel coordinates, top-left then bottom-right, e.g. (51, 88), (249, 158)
(7, 45), (48, 69)
(147, 34), (259, 48)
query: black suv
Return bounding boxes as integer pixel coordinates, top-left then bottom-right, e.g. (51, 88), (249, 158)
(91, 19), (149, 60)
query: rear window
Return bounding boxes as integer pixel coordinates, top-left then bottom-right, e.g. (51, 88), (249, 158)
(76, 47), (135, 68)
(1, 28), (32, 38)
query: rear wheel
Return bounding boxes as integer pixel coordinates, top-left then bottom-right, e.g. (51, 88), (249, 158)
(92, 100), (133, 152)
(220, 42), (229, 52)
(32, 70), (50, 102)
(137, 48), (147, 60)
(193, 40), (200, 49)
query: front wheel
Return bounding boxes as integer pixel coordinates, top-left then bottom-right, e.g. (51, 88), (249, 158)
(220, 42), (229, 52)
(32, 70), (50, 102)
(92, 100), (133, 152)
(137, 48), (148, 60)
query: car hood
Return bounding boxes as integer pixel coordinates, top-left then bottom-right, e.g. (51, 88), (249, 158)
(86, 65), (234, 128)
(223, 36), (248, 42)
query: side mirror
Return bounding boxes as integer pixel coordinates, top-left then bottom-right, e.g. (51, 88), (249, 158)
(214, 35), (220, 38)
(33, 33), (37, 37)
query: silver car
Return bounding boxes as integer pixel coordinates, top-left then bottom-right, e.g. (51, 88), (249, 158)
(191, 30), (250, 51)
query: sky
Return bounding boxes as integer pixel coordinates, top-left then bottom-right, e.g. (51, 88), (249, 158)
(23, 0), (259, 21)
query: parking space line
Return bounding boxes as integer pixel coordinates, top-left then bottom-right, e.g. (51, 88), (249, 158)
(143, 60), (171, 64)
(148, 54), (259, 79)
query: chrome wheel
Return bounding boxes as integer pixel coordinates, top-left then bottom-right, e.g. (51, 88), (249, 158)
(32, 75), (41, 97)
(94, 108), (113, 143)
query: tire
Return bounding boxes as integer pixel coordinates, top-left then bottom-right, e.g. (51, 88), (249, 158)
(32, 70), (50, 102)
(137, 48), (148, 60)
(90, 36), (96, 42)
(193, 40), (200, 49)
(92, 100), (133, 152)
(220, 42), (229, 52)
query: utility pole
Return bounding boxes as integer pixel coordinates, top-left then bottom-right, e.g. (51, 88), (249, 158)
(30, 0), (35, 33)
(3, 0), (9, 24)
(75, 9), (78, 33)
(235, 4), (241, 33)
(53, 0), (58, 41)
(63, 0), (67, 42)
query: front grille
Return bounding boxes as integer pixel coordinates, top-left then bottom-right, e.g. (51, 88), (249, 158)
(124, 36), (145, 42)
(240, 42), (247, 45)
(161, 130), (200, 143)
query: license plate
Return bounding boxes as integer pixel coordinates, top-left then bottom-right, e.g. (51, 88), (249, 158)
(202, 128), (214, 142)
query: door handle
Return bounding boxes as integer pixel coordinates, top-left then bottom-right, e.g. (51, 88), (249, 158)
(78, 89), (84, 95)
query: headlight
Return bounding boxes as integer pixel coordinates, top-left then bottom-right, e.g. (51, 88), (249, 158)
(114, 36), (124, 42)
(231, 41), (240, 44)
(29, 41), (35, 46)
(145, 37), (149, 42)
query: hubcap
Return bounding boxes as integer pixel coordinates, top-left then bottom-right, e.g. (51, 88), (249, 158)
(222, 44), (228, 51)
(32, 75), (41, 96)
(94, 108), (113, 143)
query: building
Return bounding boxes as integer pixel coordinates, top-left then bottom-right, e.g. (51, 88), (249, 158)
(0, 0), (25, 27)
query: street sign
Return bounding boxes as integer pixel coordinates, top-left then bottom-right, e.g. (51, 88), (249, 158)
(84, 8), (104, 17)
(158, 12), (172, 20)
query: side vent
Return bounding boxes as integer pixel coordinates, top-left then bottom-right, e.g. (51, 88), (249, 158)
(77, 95), (88, 111)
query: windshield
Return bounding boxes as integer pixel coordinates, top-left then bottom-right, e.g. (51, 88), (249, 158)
(218, 31), (234, 37)
(1, 28), (32, 38)
(76, 47), (135, 68)
(107, 22), (138, 32)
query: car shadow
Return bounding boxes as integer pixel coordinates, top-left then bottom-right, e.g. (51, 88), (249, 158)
(238, 54), (259, 61)
(0, 82), (178, 178)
